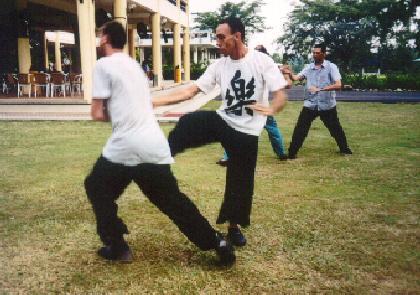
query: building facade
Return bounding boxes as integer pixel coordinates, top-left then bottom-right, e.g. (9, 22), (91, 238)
(0, 0), (191, 102)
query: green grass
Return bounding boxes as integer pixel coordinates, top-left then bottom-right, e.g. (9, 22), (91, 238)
(1, 101), (419, 293)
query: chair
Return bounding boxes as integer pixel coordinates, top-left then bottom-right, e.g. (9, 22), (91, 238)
(70, 74), (82, 96)
(17, 73), (33, 97)
(50, 73), (67, 97)
(2, 74), (16, 94)
(33, 73), (50, 97)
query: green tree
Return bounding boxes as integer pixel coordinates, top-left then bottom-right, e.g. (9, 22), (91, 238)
(193, 1), (267, 42)
(278, 0), (418, 73)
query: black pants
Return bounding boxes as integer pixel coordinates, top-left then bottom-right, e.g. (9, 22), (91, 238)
(168, 111), (258, 227)
(288, 106), (350, 157)
(85, 156), (218, 251)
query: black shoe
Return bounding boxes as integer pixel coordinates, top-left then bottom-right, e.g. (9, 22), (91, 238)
(227, 227), (247, 247)
(288, 154), (297, 160)
(216, 158), (228, 167)
(340, 148), (352, 156)
(278, 154), (288, 161)
(215, 232), (236, 266)
(97, 245), (133, 263)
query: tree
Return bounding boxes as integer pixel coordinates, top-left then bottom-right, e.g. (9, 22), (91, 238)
(193, 1), (267, 42)
(278, 0), (418, 73)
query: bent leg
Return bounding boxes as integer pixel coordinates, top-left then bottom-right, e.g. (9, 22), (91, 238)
(84, 156), (132, 248)
(133, 164), (218, 250)
(168, 111), (223, 156)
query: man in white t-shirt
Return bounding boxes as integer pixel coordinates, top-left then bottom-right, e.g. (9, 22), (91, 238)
(153, 17), (288, 247)
(85, 21), (235, 266)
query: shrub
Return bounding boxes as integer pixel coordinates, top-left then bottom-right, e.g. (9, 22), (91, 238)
(342, 73), (420, 90)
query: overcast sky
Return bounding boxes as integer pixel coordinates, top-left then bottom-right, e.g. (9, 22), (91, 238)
(188, 0), (299, 54)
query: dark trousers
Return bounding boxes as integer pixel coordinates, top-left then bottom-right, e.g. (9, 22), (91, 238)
(85, 156), (217, 251)
(168, 111), (258, 227)
(288, 106), (350, 157)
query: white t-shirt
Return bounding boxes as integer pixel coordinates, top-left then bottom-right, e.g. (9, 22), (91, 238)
(92, 52), (174, 166)
(195, 50), (287, 136)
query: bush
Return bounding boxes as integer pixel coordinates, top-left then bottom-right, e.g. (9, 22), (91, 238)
(191, 63), (207, 80)
(162, 64), (173, 80)
(342, 73), (420, 90)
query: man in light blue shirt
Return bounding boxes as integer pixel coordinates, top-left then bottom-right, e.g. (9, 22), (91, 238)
(284, 43), (352, 159)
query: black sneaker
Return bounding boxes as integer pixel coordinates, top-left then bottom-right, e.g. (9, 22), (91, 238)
(227, 227), (247, 247)
(288, 154), (297, 160)
(278, 154), (288, 161)
(340, 148), (352, 156)
(215, 233), (236, 266)
(97, 245), (133, 263)
(216, 158), (228, 167)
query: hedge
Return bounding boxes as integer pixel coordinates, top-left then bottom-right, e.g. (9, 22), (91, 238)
(342, 73), (420, 90)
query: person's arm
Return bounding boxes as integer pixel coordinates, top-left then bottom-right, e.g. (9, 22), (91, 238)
(281, 66), (305, 82)
(248, 89), (287, 116)
(152, 84), (201, 107)
(91, 99), (110, 122)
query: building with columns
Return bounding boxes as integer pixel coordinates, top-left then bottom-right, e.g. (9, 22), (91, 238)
(0, 0), (191, 102)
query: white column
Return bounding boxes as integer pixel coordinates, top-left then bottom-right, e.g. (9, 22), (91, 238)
(193, 47), (198, 64)
(44, 32), (49, 71)
(55, 32), (62, 72)
(139, 48), (144, 64)
(76, 0), (97, 102)
(173, 22), (181, 82)
(152, 12), (162, 87)
(113, 0), (128, 53)
(17, 0), (31, 73)
(183, 26), (190, 81)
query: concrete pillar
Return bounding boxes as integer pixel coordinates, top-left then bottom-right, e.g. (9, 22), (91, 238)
(44, 32), (49, 71)
(152, 12), (162, 87)
(139, 48), (144, 64)
(183, 0), (190, 81)
(77, 0), (97, 102)
(173, 22), (181, 82)
(183, 27), (190, 81)
(128, 26), (137, 59)
(113, 0), (128, 53)
(90, 0), (97, 63)
(55, 32), (62, 72)
(17, 0), (31, 73)
(193, 47), (198, 64)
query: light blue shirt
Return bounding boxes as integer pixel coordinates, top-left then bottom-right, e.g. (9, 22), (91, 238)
(298, 60), (341, 110)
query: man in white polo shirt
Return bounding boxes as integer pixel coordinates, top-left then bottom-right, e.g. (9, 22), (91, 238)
(153, 17), (288, 247)
(84, 21), (235, 265)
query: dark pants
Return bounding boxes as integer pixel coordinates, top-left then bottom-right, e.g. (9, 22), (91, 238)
(288, 106), (351, 157)
(168, 111), (258, 227)
(85, 156), (217, 251)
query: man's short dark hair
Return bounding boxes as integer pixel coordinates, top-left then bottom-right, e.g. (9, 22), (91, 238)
(102, 21), (126, 49)
(314, 43), (326, 53)
(219, 17), (245, 42)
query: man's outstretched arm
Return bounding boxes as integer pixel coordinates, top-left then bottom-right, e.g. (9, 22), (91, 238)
(152, 84), (201, 107)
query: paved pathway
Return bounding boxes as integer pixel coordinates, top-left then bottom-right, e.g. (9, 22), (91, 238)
(1, 84), (418, 121)
(285, 86), (420, 103)
(0, 82), (219, 122)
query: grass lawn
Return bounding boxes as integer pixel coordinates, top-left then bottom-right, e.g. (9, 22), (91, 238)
(0, 101), (419, 293)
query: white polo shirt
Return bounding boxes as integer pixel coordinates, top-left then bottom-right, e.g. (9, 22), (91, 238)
(195, 50), (287, 136)
(92, 52), (174, 166)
